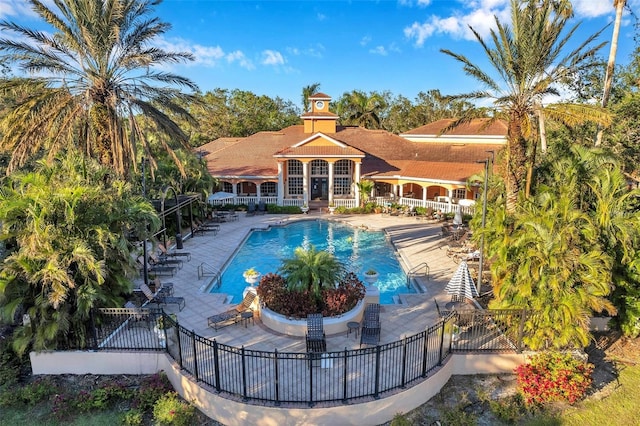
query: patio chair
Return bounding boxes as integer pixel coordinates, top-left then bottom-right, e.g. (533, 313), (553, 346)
(194, 219), (220, 235)
(139, 282), (186, 311)
(305, 313), (327, 353)
(246, 202), (256, 216)
(158, 243), (191, 262)
(137, 256), (177, 277)
(257, 200), (267, 215)
(149, 252), (183, 269)
(152, 277), (174, 297)
(207, 291), (257, 330)
(360, 303), (381, 347)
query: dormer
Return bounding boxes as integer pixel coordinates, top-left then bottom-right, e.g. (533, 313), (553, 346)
(302, 92), (338, 134)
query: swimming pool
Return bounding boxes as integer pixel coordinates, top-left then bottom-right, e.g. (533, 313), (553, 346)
(211, 219), (414, 304)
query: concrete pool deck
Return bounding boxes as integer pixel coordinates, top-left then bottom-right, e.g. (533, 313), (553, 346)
(142, 210), (467, 352)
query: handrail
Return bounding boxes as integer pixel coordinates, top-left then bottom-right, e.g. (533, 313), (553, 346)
(407, 262), (429, 288)
(197, 262), (222, 289)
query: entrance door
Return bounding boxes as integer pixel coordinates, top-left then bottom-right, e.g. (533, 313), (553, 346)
(311, 178), (328, 200)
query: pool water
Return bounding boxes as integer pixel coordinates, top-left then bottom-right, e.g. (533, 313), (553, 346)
(211, 219), (414, 304)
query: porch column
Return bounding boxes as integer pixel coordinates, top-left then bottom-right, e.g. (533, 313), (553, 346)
(256, 182), (261, 201)
(303, 161), (309, 204)
(399, 183), (404, 198)
(354, 161), (361, 207)
(277, 162), (284, 206)
(328, 161), (335, 204)
(232, 180), (237, 196)
(447, 188), (454, 212)
(422, 186), (427, 207)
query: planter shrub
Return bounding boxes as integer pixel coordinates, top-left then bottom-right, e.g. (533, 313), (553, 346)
(257, 272), (366, 318)
(515, 351), (594, 405)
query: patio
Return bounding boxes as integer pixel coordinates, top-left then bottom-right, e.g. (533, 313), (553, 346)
(138, 210), (468, 352)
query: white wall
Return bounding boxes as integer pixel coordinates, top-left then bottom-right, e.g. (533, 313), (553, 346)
(30, 350), (526, 426)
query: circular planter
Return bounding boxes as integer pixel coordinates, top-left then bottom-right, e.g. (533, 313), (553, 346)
(328, 206), (336, 215)
(364, 272), (379, 285)
(260, 300), (366, 337)
(243, 273), (260, 285)
(300, 207), (309, 214)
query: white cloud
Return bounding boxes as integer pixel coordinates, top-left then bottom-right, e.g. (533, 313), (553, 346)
(398, 0), (432, 7)
(572, 0), (613, 18)
(369, 46), (388, 56)
(0, 0), (38, 19)
(262, 50), (285, 66)
(316, 12), (326, 21)
(360, 36), (372, 46)
(226, 50), (254, 70)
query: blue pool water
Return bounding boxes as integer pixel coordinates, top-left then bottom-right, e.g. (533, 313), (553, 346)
(211, 219), (413, 304)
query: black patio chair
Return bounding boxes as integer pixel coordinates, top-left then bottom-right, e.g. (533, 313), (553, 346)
(246, 202), (256, 216)
(360, 303), (381, 347)
(207, 292), (256, 330)
(305, 313), (326, 353)
(139, 282), (185, 311)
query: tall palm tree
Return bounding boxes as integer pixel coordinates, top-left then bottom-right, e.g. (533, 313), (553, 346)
(0, 0), (198, 178)
(302, 83), (321, 113)
(336, 90), (387, 129)
(441, 0), (610, 213)
(278, 245), (344, 301)
(595, 0), (627, 146)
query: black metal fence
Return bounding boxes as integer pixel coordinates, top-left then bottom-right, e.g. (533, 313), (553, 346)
(83, 308), (528, 406)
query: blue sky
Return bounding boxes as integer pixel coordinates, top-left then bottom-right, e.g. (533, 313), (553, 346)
(2, 0), (638, 110)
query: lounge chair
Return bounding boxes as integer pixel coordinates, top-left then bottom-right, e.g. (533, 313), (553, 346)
(257, 200), (266, 215)
(137, 256), (177, 277)
(149, 252), (183, 269)
(246, 202), (256, 216)
(207, 291), (257, 330)
(152, 277), (174, 296)
(360, 303), (381, 347)
(194, 219), (220, 235)
(305, 313), (327, 353)
(158, 243), (191, 261)
(139, 282), (185, 311)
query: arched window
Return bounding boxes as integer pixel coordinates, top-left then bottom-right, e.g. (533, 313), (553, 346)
(310, 159), (328, 176)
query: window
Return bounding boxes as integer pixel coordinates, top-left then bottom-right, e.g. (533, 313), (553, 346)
(288, 177), (303, 195)
(334, 160), (351, 175)
(453, 188), (466, 200)
(287, 160), (303, 176)
(310, 159), (328, 176)
(222, 182), (233, 193)
(261, 182), (276, 195)
(334, 177), (351, 195)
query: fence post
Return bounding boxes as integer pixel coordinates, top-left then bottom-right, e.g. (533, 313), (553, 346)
(308, 352), (314, 407)
(89, 310), (98, 350)
(192, 329), (199, 381)
(241, 346), (248, 401)
(342, 348), (348, 403)
(438, 318), (446, 366)
(401, 336), (407, 388)
(421, 329), (429, 377)
(374, 345), (381, 399)
(274, 349), (280, 406)
(213, 340), (221, 393)
(518, 309), (527, 352)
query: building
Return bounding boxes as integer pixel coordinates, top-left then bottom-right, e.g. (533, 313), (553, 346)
(198, 93), (505, 211)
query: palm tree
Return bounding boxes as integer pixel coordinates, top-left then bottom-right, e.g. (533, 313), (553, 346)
(278, 245), (345, 301)
(0, 154), (160, 354)
(595, 0), (627, 146)
(336, 90), (387, 129)
(356, 179), (375, 207)
(441, 0), (610, 213)
(302, 83), (321, 113)
(0, 0), (198, 178)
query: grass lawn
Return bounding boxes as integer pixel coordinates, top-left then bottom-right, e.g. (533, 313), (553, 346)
(559, 362), (640, 426)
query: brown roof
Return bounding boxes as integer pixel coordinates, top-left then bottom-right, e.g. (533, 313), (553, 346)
(308, 92), (331, 100)
(201, 124), (502, 182)
(402, 118), (508, 136)
(196, 137), (244, 156)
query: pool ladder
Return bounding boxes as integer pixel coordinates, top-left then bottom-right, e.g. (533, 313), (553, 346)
(407, 262), (429, 291)
(198, 262), (222, 289)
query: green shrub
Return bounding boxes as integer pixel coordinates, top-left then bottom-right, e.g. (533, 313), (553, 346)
(515, 351), (593, 405)
(266, 204), (301, 214)
(489, 393), (531, 423)
(121, 408), (144, 426)
(18, 377), (58, 406)
(134, 372), (174, 410)
(390, 412), (412, 426)
(153, 392), (195, 426)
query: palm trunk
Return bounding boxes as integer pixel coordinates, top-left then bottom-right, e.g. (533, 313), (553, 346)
(595, 0), (625, 146)
(506, 113), (528, 214)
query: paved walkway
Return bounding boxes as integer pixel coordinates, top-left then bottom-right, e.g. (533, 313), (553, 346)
(142, 210), (465, 353)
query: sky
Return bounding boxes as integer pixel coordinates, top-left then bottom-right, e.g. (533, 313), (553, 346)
(1, 0), (639, 110)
